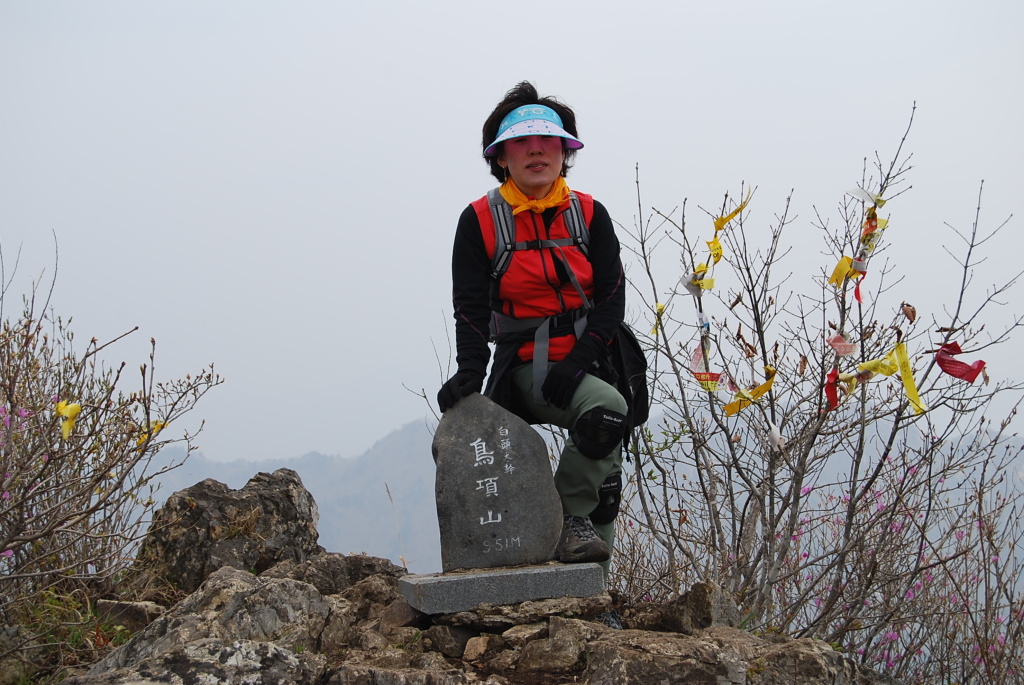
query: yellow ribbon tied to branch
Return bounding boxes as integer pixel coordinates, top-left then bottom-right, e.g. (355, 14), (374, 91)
(713, 190), (752, 233)
(858, 342), (926, 414)
(829, 256), (862, 288)
(684, 264), (715, 296)
(724, 366), (777, 416)
(704, 190), (752, 268)
(830, 191), (890, 291)
(706, 237), (723, 265)
(650, 302), (666, 335)
(56, 400), (82, 441)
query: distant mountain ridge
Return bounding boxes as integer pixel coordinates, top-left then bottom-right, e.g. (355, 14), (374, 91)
(152, 419), (441, 573)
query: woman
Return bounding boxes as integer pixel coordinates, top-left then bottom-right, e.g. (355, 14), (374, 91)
(438, 82), (627, 568)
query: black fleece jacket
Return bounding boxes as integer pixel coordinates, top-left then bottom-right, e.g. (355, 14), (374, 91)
(450, 196), (626, 397)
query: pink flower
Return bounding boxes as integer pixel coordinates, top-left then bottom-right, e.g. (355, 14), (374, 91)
(801, 486), (812, 496)
(1, 550), (11, 558)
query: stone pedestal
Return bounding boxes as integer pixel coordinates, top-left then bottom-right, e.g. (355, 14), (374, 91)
(399, 562), (605, 615)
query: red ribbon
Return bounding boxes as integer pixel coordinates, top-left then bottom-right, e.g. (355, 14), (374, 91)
(935, 342), (986, 383)
(853, 273), (865, 303)
(825, 368), (840, 410)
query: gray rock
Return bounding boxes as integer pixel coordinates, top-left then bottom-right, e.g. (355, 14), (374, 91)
(377, 599), (430, 635)
(94, 600), (165, 634)
(584, 625), (904, 685)
(500, 622), (548, 648)
(436, 593), (613, 632)
(261, 552), (406, 595)
(326, 664), (469, 684)
(0, 626), (38, 685)
(131, 468), (323, 594)
(628, 581), (741, 634)
(399, 562), (605, 614)
(65, 638), (327, 685)
(87, 567), (346, 675)
(515, 616), (610, 673)
(422, 625), (477, 659)
(462, 633), (505, 662)
(432, 394), (561, 572)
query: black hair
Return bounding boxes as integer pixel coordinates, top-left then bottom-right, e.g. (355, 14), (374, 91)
(481, 81), (579, 183)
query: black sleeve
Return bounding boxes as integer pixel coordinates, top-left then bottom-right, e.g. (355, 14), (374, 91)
(451, 205), (493, 377)
(575, 199), (626, 357)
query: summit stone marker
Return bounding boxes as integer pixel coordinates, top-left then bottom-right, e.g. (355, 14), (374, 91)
(399, 393), (606, 610)
(431, 393), (562, 571)
(400, 393), (605, 614)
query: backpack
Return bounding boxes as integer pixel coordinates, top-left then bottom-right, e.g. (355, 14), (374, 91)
(486, 189), (650, 437)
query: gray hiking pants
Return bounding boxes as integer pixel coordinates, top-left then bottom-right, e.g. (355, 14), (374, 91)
(508, 362), (625, 560)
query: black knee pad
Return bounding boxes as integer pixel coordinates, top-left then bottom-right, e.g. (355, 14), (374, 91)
(572, 408), (626, 460)
(590, 473), (622, 525)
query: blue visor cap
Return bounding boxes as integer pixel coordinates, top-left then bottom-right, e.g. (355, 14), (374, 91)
(484, 104), (584, 156)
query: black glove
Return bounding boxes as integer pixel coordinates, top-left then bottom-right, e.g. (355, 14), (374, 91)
(437, 370), (484, 412)
(541, 343), (600, 410)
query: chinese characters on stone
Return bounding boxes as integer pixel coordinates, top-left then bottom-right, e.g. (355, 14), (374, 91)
(470, 427), (514, 530)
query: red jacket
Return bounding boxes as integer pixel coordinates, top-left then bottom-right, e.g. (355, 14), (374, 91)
(470, 191), (596, 362)
(450, 188), (625, 407)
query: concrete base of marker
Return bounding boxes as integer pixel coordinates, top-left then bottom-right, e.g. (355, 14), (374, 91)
(398, 562), (605, 615)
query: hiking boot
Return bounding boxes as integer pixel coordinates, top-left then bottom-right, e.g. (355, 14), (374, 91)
(557, 515), (610, 563)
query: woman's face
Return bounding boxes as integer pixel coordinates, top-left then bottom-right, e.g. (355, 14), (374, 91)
(498, 135), (565, 198)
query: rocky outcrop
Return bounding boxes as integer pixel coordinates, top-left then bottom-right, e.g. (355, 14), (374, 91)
(66, 564), (899, 684)
(131, 468), (323, 594)
(58, 470), (901, 684)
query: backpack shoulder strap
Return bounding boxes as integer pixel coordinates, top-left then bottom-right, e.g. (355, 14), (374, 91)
(487, 188), (591, 279)
(563, 192), (590, 259)
(487, 187), (516, 280)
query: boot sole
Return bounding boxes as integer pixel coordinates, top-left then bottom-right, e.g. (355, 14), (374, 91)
(557, 543), (610, 564)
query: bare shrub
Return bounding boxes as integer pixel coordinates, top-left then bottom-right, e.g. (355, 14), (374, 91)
(0, 261), (221, 679)
(613, 109), (1024, 683)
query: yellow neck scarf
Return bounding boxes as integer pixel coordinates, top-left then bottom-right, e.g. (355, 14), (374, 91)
(499, 176), (570, 215)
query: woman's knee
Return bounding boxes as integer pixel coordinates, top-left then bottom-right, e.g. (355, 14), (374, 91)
(571, 406), (626, 460)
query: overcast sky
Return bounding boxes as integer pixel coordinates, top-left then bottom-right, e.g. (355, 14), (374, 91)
(2, 1), (1022, 463)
